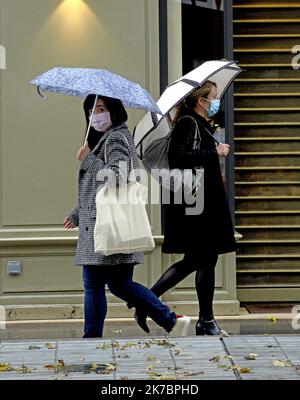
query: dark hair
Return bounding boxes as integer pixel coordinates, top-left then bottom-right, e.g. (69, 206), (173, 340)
(83, 94), (128, 150)
(172, 80), (217, 125)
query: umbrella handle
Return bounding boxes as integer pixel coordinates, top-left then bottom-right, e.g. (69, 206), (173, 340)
(37, 86), (48, 100)
(83, 95), (98, 147)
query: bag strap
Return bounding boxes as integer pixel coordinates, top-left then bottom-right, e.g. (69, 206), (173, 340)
(177, 115), (201, 151)
(104, 131), (137, 181)
(177, 115), (220, 147)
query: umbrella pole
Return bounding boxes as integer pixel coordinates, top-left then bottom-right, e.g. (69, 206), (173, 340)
(83, 94), (98, 147)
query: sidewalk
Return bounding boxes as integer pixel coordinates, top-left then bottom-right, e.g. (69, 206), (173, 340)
(0, 334), (300, 380)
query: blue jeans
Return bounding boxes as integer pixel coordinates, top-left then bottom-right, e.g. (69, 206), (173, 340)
(83, 264), (176, 338)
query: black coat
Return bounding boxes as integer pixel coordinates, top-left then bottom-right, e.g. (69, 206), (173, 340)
(161, 110), (236, 255)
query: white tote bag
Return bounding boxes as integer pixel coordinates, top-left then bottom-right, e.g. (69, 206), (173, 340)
(94, 134), (155, 256)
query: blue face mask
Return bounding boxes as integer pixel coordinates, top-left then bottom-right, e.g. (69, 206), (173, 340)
(207, 99), (220, 117)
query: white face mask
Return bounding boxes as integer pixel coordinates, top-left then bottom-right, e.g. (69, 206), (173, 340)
(90, 112), (112, 132)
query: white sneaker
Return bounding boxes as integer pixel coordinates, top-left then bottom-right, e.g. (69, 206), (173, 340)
(169, 314), (191, 336)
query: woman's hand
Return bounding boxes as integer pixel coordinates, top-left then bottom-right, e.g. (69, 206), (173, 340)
(64, 217), (76, 229)
(216, 143), (230, 157)
(76, 143), (91, 161)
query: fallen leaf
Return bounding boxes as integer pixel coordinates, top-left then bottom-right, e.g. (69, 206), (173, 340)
(148, 371), (177, 380)
(154, 339), (174, 347)
(272, 360), (292, 368)
(147, 356), (158, 362)
(239, 367), (253, 374)
(272, 360), (286, 367)
(16, 364), (35, 374)
(146, 364), (155, 372)
(58, 359), (65, 367)
(112, 329), (122, 334)
(96, 343), (111, 350)
(244, 353), (258, 360)
(174, 349), (181, 356)
(0, 363), (14, 372)
(44, 364), (56, 369)
(182, 371), (204, 377)
(45, 342), (56, 349)
(269, 316), (277, 323)
(117, 354), (130, 359)
(112, 341), (120, 349)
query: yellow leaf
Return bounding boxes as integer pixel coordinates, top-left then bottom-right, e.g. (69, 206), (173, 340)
(0, 363), (14, 372)
(147, 356), (158, 361)
(45, 342), (56, 349)
(16, 364), (35, 374)
(269, 316), (277, 323)
(240, 367), (253, 374)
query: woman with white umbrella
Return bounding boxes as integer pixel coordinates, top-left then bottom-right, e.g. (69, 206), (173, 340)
(135, 80), (236, 335)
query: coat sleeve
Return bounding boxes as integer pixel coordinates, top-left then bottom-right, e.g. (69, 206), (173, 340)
(67, 205), (79, 226)
(95, 131), (131, 187)
(169, 118), (218, 169)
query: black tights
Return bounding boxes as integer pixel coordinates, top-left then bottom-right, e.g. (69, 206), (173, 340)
(149, 251), (219, 320)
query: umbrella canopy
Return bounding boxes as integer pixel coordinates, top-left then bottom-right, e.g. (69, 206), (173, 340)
(133, 60), (243, 156)
(30, 67), (161, 114)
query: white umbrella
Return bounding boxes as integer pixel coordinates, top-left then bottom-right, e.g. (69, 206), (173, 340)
(133, 60), (243, 158)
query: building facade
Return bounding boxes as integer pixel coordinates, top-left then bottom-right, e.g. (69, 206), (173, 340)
(1, 0), (298, 321)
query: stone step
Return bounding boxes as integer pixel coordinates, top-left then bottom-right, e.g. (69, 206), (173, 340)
(234, 51), (297, 65)
(235, 138), (300, 152)
(235, 182), (300, 197)
(234, 34), (300, 49)
(234, 124), (300, 138)
(234, 81), (300, 94)
(235, 166), (300, 181)
(235, 196), (300, 210)
(235, 94), (300, 108)
(235, 225), (300, 240)
(237, 270), (300, 288)
(234, 19), (300, 34)
(236, 253), (300, 271)
(237, 241), (300, 255)
(235, 67), (299, 80)
(234, 109), (300, 123)
(235, 152), (300, 167)
(236, 211), (300, 225)
(234, 0), (300, 5)
(234, 8), (300, 20)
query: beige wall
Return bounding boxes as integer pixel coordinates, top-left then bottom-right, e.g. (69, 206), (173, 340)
(0, 0), (238, 319)
(0, 0), (157, 227)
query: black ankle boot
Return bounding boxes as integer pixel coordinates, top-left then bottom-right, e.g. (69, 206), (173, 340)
(134, 309), (150, 334)
(195, 316), (221, 336)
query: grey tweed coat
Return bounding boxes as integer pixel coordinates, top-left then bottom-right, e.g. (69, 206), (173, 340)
(67, 123), (145, 266)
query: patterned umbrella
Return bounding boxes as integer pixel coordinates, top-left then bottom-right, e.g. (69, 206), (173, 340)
(30, 67), (161, 114)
